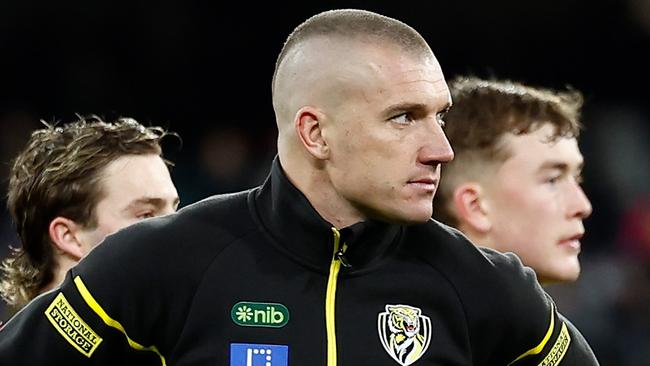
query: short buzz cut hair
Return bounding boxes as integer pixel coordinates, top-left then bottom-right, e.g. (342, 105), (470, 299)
(434, 76), (584, 227)
(272, 9), (433, 95)
(0, 115), (174, 310)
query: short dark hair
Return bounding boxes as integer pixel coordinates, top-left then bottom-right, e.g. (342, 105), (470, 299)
(0, 116), (173, 309)
(434, 76), (584, 227)
(272, 9), (432, 95)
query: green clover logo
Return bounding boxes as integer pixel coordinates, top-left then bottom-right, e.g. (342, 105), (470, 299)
(235, 305), (253, 322)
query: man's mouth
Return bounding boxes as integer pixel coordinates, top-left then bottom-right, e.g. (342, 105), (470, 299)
(559, 233), (584, 250)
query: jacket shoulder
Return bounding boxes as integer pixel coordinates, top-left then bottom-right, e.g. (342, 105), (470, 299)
(74, 189), (258, 305)
(408, 220), (567, 363)
(109, 189), (255, 254)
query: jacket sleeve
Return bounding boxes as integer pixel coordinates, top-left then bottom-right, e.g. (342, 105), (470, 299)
(0, 209), (221, 365)
(477, 248), (600, 366)
(0, 271), (161, 365)
(506, 303), (599, 365)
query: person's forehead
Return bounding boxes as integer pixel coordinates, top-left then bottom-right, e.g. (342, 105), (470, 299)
(505, 129), (583, 168)
(97, 155), (175, 198)
(284, 37), (451, 114)
(359, 50), (450, 104)
(100, 154), (164, 177)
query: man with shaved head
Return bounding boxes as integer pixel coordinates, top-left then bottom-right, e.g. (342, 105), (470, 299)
(0, 9), (599, 365)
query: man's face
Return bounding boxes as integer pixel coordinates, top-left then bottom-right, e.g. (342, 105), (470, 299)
(76, 154), (179, 255)
(482, 124), (592, 283)
(322, 46), (454, 224)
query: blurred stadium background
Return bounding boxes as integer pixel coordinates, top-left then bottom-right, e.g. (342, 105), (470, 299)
(1, 1), (648, 364)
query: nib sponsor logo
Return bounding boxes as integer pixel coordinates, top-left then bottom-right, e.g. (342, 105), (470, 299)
(231, 301), (289, 328)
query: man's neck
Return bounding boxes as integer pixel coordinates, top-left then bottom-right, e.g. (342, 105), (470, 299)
(41, 256), (78, 295)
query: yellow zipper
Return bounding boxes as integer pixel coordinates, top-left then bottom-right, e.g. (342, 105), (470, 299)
(326, 227), (347, 366)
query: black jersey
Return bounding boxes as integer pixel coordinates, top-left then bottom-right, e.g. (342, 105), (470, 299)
(0, 158), (598, 365)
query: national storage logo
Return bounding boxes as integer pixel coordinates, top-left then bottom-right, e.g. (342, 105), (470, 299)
(45, 293), (103, 357)
(231, 301), (289, 328)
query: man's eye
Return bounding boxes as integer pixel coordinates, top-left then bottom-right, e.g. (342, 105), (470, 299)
(436, 112), (447, 128)
(391, 113), (414, 125)
(546, 175), (561, 185)
(137, 212), (155, 219)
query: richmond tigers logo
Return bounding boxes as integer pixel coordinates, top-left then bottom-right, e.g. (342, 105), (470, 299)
(377, 304), (432, 366)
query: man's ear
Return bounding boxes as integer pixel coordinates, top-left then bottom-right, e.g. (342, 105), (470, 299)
(294, 106), (329, 159)
(452, 183), (491, 233)
(48, 217), (84, 260)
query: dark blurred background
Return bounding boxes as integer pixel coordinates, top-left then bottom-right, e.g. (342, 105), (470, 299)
(1, 1), (648, 364)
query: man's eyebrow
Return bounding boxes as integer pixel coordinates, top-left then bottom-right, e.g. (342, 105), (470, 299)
(382, 102), (450, 116)
(122, 197), (179, 212)
(538, 160), (584, 173)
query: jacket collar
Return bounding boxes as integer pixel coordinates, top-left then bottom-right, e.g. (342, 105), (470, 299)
(252, 157), (402, 273)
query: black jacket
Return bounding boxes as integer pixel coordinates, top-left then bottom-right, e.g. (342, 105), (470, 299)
(0, 158), (599, 365)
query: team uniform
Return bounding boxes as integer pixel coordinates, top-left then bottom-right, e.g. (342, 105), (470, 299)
(0, 159), (598, 365)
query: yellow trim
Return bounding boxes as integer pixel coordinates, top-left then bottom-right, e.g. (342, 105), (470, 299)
(326, 228), (347, 366)
(538, 322), (570, 366)
(74, 276), (167, 366)
(508, 303), (556, 365)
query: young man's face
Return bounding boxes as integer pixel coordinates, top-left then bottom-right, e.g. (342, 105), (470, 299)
(76, 153), (179, 255)
(322, 45), (454, 224)
(482, 124), (592, 283)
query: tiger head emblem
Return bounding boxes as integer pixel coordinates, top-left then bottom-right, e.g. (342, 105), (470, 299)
(377, 304), (432, 366)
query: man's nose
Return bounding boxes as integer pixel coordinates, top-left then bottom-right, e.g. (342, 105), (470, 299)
(568, 183), (593, 220)
(419, 120), (454, 165)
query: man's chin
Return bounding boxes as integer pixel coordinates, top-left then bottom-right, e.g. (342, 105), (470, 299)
(539, 267), (581, 285)
(384, 210), (433, 226)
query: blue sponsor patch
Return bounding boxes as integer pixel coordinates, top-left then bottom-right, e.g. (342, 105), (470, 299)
(230, 343), (289, 366)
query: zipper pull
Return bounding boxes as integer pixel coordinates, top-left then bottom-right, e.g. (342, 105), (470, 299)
(331, 227), (352, 268)
(336, 248), (351, 268)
